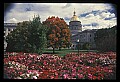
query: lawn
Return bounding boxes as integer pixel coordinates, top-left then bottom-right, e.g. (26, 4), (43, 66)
(44, 48), (98, 57)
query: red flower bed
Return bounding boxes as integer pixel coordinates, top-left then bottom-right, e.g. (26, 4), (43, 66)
(4, 52), (116, 79)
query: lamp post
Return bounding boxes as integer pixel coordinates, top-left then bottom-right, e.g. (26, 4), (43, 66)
(77, 39), (80, 55)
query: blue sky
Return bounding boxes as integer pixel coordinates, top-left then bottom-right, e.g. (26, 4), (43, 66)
(4, 3), (117, 30)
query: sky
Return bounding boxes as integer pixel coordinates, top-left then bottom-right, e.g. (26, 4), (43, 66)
(4, 3), (117, 31)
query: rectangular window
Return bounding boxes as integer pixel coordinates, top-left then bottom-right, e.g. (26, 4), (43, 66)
(90, 34), (91, 37)
(90, 39), (92, 42)
(8, 29), (11, 31)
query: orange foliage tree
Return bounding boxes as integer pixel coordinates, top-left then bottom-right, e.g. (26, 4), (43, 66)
(43, 16), (71, 53)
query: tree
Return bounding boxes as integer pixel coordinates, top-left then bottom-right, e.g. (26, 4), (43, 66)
(94, 25), (116, 52)
(6, 21), (30, 52)
(82, 42), (91, 50)
(6, 15), (48, 54)
(43, 16), (71, 53)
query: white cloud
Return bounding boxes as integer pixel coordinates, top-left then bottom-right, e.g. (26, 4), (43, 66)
(110, 13), (115, 18)
(5, 18), (18, 23)
(100, 11), (111, 18)
(4, 3), (117, 30)
(85, 14), (94, 18)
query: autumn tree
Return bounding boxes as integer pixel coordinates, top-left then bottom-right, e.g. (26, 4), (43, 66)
(43, 16), (71, 53)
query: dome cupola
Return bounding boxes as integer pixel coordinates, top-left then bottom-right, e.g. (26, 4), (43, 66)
(70, 8), (80, 21)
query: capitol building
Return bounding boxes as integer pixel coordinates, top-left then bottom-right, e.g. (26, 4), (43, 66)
(69, 10), (97, 49)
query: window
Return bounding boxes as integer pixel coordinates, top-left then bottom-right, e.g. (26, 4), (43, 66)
(73, 27), (75, 30)
(8, 29), (11, 31)
(90, 34), (91, 37)
(72, 26), (74, 30)
(75, 27), (77, 30)
(81, 35), (82, 38)
(90, 39), (92, 42)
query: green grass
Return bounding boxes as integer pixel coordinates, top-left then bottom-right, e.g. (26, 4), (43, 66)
(43, 48), (98, 57)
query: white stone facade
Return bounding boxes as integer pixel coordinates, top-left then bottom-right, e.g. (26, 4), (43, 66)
(4, 23), (17, 37)
(71, 29), (97, 49)
(4, 23), (17, 50)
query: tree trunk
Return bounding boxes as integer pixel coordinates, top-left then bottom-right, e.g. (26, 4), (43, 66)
(53, 47), (55, 54)
(59, 47), (61, 51)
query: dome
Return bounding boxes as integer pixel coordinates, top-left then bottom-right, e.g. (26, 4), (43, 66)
(70, 9), (80, 22)
(70, 15), (80, 21)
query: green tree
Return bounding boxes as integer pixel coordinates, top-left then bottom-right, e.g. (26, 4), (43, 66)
(94, 25), (116, 52)
(82, 42), (91, 50)
(6, 21), (30, 52)
(6, 15), (48, 54)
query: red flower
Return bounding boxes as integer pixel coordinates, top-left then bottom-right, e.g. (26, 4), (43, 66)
(19, 72), (23, 75)
(4, 52), (116, 79)
(93, 76), (97, 80)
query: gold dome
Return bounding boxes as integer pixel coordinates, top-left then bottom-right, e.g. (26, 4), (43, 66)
(70, 9), (80, 21)
(70, 15), (80, 21)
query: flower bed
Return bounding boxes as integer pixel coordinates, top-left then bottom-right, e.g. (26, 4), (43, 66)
(4, 52), (116, 79)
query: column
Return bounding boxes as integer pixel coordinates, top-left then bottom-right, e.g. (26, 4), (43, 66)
(5, 28), (8, 36)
